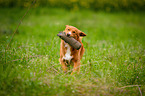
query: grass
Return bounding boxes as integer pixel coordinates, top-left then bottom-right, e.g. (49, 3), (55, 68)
(0, 7), (145, 95)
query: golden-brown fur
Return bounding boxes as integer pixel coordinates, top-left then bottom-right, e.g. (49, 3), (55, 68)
(59, 25), (86, 75)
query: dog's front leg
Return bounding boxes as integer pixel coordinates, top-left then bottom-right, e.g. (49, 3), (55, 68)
(71, 60), (80, 75)
(59, 58), (67, 73)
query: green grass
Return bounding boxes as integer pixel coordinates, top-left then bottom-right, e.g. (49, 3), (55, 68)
(0, 8), (145, 95)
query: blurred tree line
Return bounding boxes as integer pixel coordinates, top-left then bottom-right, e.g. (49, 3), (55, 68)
(0, 0), (144, 11)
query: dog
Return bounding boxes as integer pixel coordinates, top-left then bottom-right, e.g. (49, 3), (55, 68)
(59, 25), (86, 75)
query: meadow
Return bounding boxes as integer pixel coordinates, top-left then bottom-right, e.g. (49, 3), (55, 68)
(0, 8), (145, 95)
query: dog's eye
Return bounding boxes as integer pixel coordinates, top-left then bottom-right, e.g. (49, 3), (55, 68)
(68, 29), (70, 31)
(73, 31), (75, 33)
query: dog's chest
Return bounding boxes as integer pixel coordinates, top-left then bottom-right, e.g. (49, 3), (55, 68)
(63, 43), (73, 62)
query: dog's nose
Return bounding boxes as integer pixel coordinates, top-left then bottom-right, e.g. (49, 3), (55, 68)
(67, 33), (70, 36)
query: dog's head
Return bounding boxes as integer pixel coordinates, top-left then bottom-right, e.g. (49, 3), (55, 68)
(64, 25), (86, 39)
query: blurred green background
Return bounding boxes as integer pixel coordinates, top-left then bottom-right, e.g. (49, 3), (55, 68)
(0, 0), (145, 96)
(0, 0), (145, 11)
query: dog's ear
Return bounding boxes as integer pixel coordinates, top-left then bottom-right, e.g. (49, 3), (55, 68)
(65, 25), (69, 27)
(79, 31), (86, 37)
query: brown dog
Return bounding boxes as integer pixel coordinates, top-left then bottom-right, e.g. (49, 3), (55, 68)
(59, 25), (86, 75)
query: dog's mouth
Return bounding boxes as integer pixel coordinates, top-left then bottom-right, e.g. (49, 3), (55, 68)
(68, 36), (77, 40)
(63, 31), (77, 40)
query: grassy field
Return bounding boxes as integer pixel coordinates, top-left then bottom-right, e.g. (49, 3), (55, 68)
(0, 8), (145, 95)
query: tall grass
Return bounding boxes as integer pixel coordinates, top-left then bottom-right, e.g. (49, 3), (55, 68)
(0, 8), (145, 95)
